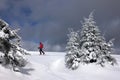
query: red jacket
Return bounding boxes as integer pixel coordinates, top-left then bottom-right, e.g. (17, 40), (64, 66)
(39, 42), (43, 49)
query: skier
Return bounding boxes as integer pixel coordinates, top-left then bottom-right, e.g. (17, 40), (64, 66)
(38, 42), (45, 55)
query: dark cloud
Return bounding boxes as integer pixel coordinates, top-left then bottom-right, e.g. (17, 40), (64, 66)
(0, 0), (120, 51)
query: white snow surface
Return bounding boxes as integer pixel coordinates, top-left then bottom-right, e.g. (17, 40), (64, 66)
(0, 51), (120, 80)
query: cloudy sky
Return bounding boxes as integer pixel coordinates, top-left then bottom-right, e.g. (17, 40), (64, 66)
(0, 0), (120, 51)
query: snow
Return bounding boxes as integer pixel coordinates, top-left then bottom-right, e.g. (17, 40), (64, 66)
(0, 51), (120, 80)
(0, 30), (8, 39)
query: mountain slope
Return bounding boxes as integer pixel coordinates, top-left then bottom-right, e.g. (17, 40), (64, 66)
(0, 51), (120, 80)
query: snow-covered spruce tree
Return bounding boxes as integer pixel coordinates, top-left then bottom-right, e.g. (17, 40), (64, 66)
(97, 39), (117, 66)
(0, 19), (27, 71)
(79, 12), (116, 66)
(65, 29), (82, 70)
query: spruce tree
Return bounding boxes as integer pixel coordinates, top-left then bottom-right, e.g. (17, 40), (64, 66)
(0, 19), (28, 71)
(79, 12), (116, 66)
(97, 39), (116, 66)
(65, 29), (81, 70)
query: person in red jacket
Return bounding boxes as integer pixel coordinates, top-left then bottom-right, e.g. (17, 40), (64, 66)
(38, 42), (45, 55)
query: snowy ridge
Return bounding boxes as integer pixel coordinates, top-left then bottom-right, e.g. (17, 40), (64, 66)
(0, 51), (120, 80)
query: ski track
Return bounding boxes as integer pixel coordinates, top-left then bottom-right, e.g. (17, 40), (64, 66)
(26, 52), (66, 80)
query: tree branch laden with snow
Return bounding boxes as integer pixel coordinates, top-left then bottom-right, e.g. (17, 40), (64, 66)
(0, 19), (28, 71)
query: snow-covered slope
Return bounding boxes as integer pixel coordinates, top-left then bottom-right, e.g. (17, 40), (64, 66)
(0, 51), (120, 80)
